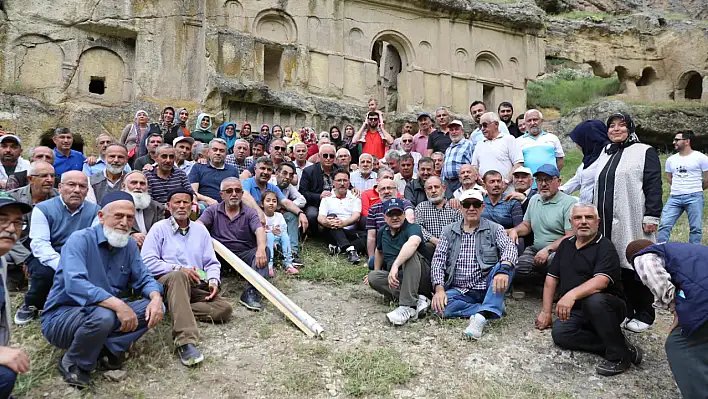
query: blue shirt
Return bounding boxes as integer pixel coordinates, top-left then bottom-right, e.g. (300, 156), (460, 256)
(53, 149), (86, 176)
(442, 138), (475, 180)
(41, 225), (163, 317)
(82, 157), (131, 176)
(480, 197), (524, 229)
(188, 163), (239, 201)
(241, 177), (285, 203)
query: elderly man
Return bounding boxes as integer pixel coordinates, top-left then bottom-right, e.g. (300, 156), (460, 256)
(351, 153), (377, 191)
(0, 193), (32, 396)
(452, 164), (484, 201)
(173, 136), (196, 176)
(626, 240), (708, 396)
(292, 143), (312, 186)
(41, 192), (164, 388)
(368, 198), (432, 325)
(414, 176), (462, 254)
(480, 170), (523, 230)
(83, 134), (130, 176)
(6, 146), (55, 190)
(399, 133), (422, 172)
(0, 135), (30, 187)
(52, 128), (86, 176)
(404, 157), (435, 207)
(509, 164), (576, 297)
(504, 167), (536, 214)
(430, 189), (517, 339)
(366, 177), (415, 269)
(225, 139), (253, 177)
(536, 204), (641, 377)
(243, 139), (294, 183)
(145, 145), (194, 204)
(14, 171), (100, 325)
(87, 143), (131, 204)
(189, 138), (239, 206)
(318, 171), (365, 264)
(133, 133), (164, 172)
(335, 148), (352, 171)
(123, 171), (165, 247)
(361, 168), (395, 219)
(199, 178), (269, 311)
(471, 112), (524, 185)
(394, 154), (416, 195)
(273, 162), (306, 265)
(441, 120), (474, 198)
(143, 189), (232, 367)
(299, 144), (343, 232)
(517, 109), (565, 176)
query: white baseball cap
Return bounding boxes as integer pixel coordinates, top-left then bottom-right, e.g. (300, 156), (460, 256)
(512, 166), (532, 176)
(458, 189), (484, 203)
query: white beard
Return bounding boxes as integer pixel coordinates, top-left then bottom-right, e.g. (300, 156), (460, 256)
(106, 164), (124, 175)
(103, 226), (131, 248)
(129, 191), (152, 210)
(428, 195), (444, 204)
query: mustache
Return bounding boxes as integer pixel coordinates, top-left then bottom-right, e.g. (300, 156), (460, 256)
(0, 231), (18, 241)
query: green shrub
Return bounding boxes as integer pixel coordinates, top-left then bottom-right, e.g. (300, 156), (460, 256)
(527, 70), (621, 115)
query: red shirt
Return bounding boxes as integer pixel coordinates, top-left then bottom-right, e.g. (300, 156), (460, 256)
(361, 130), (385, 159)
(360, 188), (403, 217)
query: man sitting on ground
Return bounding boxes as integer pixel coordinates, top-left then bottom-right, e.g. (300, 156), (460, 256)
(272, 162), (306, 265)
(404, 157), (435, 207)
(317, 171), (365, 264)
(430, 189), (517, 339)
(15, 171), (100, 325)
(173, 136), (196, 175)
(142, 189), (232, 367)
(189, 138), (239, 207)
(414, 176), (462, 254)
(41, 192), (164, 388)
(199, 178), (269, 311)
(536, 203), (641, 376)
(123, 171), (165, 248)
(451, 164), (485, 202)
(87, 143), (131, 204)
(368, 199), (432, 326)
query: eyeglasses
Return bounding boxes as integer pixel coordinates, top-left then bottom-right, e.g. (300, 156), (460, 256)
(536, 177), (557, 185)
(0, 215), (22, 232)
(272, 146), (286, 151)
(673, 138), (687, 142)
(401, 139), (413, 143)
(461, 201), (483, 209)
(481, 122), (496, 128)
(221, 188), (243, 195)
(322, 153), (335, 159)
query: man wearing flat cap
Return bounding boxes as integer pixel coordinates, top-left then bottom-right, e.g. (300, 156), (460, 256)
(41, 191), (164, 388)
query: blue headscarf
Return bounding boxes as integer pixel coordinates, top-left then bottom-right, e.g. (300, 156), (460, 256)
(569, 120), (611, 169)
(217, 122), (239, 154)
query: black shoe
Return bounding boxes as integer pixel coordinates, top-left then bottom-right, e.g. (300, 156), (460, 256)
(292, 254), (304, 266)
(596, 358), (631, 376)
(239, 288), (263, 311)
(627, 341), (643, 365)
(346, 250), (361, 264)
(14, 304), (38, 325)
(97, 347), (124, 370)
(58, 357), (90, 389)
(328, 244), (339, 256)
(177, 344), (204, 367)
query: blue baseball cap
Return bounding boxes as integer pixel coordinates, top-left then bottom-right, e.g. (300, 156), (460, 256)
(533, 164), (560, 178)
(383, 198), (405, 215)
(417, 112), (432, 121)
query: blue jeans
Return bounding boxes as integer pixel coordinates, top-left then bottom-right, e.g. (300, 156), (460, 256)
(266, 230), (293, 268)
(282, 212), (300, 255)
(658, 192), (704, 244)
(0, 365), (17, 399)
(368, 256), (375, 270)
(440, 263), (513, 319)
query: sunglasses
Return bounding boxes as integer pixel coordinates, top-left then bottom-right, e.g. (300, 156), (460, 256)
(673, 138), (687, 143)
(272, 146), (286, 151)
(461, 201), (483, 209)
(322, 153), (335, 159)
(221, 188), (243, 195)
(481, 122), (496, 128)
(368, 118), (379, 122)
(401, 139), (413, 143)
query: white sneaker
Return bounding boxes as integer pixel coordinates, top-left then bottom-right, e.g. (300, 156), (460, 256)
(386, 306), (418, 326)
(620, 317), (629, 329)
(464, 313), (487, 340)
(625, 319), (652, 333)
(416, 295), (430, 316)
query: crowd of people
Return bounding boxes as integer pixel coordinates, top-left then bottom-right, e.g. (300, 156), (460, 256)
(0, 97), (704, 397)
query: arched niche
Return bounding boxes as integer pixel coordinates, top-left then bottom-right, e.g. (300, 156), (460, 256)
(12, 34), (64, 91)
(455, 48), (469, 72)
(346, 28), (364, 57)
(253, 9), (297, 43)
(371, 31), (413, 114)
(224, 0), (243, 31)
(636, 66), (658, 87)
(678, 71), (703, 100)
(371, 30), (414, 68)
(474, 51), (502, 80)
(76, 47), (126, 104)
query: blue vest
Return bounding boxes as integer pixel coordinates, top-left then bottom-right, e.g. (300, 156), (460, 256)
(35, 196), (100, 253)
(635, 243), (708, 336)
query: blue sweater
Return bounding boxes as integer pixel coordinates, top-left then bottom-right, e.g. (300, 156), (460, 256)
(35, 196), (100, 252)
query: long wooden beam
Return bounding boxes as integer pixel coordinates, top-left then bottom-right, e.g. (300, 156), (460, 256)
(213, 240), (325, 337)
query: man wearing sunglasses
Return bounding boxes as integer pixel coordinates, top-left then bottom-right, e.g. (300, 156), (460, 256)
(471, 112), (524, 188)
(398, 133), (422, 173)
(242, 139), (297, 185)
(299, 144), (344, 234)
(352, 112), (393, 160)
(430, 189), (517, 340)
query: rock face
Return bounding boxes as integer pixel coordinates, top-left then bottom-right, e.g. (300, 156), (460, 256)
(536, 0), (708, 18)
(548, 100), (708, 152)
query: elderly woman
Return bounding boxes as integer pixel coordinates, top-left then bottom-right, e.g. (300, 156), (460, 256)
(120, 110), (160, 162)
(594, 113), (662, 333)
(561, 120), (611, 203)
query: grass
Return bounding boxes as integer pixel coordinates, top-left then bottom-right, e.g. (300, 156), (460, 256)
(336, 347), (416, 397)
(296, 238), (368, 285)
(527, 70), (621, 115)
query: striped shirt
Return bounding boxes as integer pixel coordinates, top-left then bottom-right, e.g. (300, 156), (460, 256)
(350, 170), (378, 191)
(146, 168), (194, 203)
(481, 197), (523, 229)
(442, 138), (474, 180)
(414, 201), (462, 242)
(366, 199), (414, 231)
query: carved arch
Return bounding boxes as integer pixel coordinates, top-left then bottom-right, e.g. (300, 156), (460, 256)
(253, 9), (298, 43)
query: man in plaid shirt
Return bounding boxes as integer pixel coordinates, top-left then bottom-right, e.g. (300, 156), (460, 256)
(441, 120), (475, 198)
(430, 189), (517, 340)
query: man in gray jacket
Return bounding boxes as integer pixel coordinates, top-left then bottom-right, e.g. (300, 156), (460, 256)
(87, 143), (131, 204)
(430, 189), (518, 340)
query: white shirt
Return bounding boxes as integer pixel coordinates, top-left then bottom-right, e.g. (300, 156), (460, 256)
(294, 161), (313, 189)
(350, 170), (378, 191)
(398, 150), (422, 173)
(135, 209), (147, 234)
(394, 172), (417, 195)
(318, 191), (362, 230)
(471, 132), (524, 177)
(265, 212), (287, 233)
(0, 157), (29, 181)
(665, 151), (708, 195)
(561, 161), (599, 204)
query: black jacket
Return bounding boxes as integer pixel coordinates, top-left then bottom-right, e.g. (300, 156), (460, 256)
(298, 163), (343, 207)
(404, 178), (427, 207)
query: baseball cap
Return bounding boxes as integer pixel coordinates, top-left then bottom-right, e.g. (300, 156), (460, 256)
(0, 192), (32, 214)
(533, 164), (560, 178)
(458, 189), (484, 203)
(512, 166), (532, 176)
(173, 136), (195, 146)
(417, 112), (432, 120)
(448, 120), (464, 127)
(0, 135), (21, 146)
(383, 198), (405, 215)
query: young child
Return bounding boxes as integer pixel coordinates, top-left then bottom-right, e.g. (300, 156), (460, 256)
(261, 191), (299, 276)
(367, 98), (385, 125)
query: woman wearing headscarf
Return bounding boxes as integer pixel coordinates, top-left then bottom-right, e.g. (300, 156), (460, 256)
(164, 107), (191, 146)
(191, 113), (214, 144)
(120, 110), (161, 162)
(329, 126), (343, 149)
(258, 124), (272, 149)
(594, 112), (663, 333)
(217, 122), (239, 154)
(560, 120), (611, 203)
(342, 124), (361, 165)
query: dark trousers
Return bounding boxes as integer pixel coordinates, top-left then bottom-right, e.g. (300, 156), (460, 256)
(514, 246), (555, 285)
(0, 365), (17, 399)
(368, 253), (432, 307)
(231, 247), (272, 291)
(305, 206), (319, 235)
(621, 268), (655, 325)
(323, 228), (366, 253)
(24, 255), (55, 310)
(551, 293), (630, 362)
(665, 322), (708, 399)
